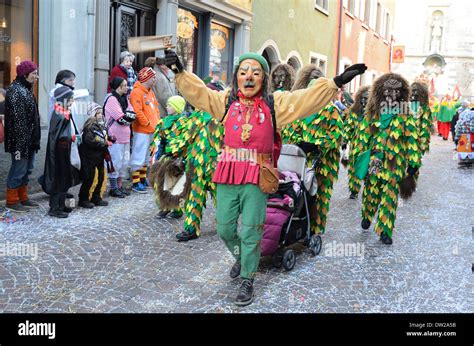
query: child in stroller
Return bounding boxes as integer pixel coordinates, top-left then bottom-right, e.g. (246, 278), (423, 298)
(261, 143), (323, 271)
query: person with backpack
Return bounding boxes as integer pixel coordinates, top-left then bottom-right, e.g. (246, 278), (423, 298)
(164, 49), (366, 306)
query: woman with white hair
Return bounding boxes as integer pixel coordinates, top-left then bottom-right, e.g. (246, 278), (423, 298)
(108, 51), (137, 96)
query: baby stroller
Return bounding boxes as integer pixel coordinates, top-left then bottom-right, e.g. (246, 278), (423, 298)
(261, 144), (323, 271)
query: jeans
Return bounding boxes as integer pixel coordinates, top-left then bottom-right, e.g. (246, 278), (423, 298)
(6, 152), (36, 189)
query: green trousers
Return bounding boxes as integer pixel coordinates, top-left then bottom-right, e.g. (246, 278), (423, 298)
(216, 183), (268, 279)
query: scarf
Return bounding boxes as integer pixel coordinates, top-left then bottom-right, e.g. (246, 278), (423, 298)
(53, 104), (71, 120)
(112, 90), (128, 113)
(236, 90), (266, 122)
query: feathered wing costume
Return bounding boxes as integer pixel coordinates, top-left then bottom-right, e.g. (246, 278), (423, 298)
(150, 111), (224, 236)
(353, 73), (422, 242)
(410, 81), (432, 156)
(281, 65), (343, 234)
(345, 85), (370, 197)
(301, 103), (344, 234)
(281, 65), (324, 144)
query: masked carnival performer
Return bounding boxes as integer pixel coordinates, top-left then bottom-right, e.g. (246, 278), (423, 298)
(354, 73), (422, 245)
(280, 65), (324, 145)
(164, 49), (366, 306)
(410, 81), (433, 160)
(150, 102), (224, 242)
(345, 85), (370, 199)
(270, 63), (296, 92)
(299, 76), (345, 235)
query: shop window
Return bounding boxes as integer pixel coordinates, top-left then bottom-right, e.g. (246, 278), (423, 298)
(177, 8), (199, 73)
(0, 0), (34, 89)
(209, 21), (233, 85)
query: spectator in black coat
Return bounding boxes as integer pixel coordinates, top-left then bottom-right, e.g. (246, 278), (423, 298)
(4, 61), (41, 213)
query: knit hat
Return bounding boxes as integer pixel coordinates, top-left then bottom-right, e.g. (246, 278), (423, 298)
(110, 77), (126, 91)
(86, 102), (103, 117)
(54, 86), (74, 102)
(167, 95), (186, 114)
(237, 53), (269, 74)
(16, 60), (38, 77)
(138, 67), (156, 83)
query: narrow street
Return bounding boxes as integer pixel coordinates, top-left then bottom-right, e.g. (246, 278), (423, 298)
(1, 135), (472, 313)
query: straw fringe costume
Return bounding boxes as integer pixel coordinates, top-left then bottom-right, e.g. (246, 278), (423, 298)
(301, 103), (344, 234)
(354, 74), (422, 239)
(410, 82), (432, 156)
(281, 65), (344, 234)
(150, 111), (224, 236)
(344, 86), (370, 197)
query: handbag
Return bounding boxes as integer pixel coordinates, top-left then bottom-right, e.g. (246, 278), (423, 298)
(259, 161), (279, 194)
(70, 116), (81, 171)
(258, 99), (280, 194)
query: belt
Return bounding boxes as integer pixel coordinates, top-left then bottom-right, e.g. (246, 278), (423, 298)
(223, 145), (273, 166)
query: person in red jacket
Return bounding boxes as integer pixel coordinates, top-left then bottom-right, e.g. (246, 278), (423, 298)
(107, 51), (137, 96)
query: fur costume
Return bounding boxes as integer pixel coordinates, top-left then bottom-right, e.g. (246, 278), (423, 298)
(270, 63), (296, 92)
(150, 111), (224, 235)
(353, 73), (422, 239)
(345, 85), (370, 196)
(291, 64), (324, 92)
(281, 65), (324, 145)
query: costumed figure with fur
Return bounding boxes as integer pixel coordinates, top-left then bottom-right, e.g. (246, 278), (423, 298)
(353, 73), (422, 245)
(280, 65), (323, 145)
(344, 85), (370, 199)
(300, 76), (345, 235)
(150, 101), (225, 241)
(410, 81), (433, 158)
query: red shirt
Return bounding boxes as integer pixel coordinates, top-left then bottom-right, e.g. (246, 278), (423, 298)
(213, 98), (273, 185)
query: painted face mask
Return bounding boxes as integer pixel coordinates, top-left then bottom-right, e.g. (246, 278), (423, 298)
(237, 59), (264, 98)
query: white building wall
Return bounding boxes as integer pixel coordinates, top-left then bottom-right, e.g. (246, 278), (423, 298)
(39, 0), (96, 126)
(392, 0), (474, 98)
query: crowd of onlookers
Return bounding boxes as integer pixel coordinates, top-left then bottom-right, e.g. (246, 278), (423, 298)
(0, 51), (204, 218)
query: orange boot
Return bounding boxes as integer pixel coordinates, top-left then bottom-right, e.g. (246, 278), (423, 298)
(18, 185), (39, 208)
(6, 188), (28, 213)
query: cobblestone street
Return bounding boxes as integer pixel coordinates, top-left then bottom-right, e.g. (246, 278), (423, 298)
(0, 136), (472, 313)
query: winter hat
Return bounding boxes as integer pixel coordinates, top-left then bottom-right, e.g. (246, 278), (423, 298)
(110, 77), (126, 91)
(86, 102), (103, 117)
(16, 60), (38, 77)
(138, 67), (156, 83)
(54, 86), (74, 102)
(167, 96), (186, 114)
(237, 53), (269, 74)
